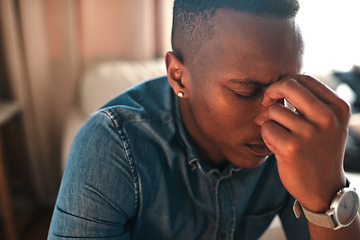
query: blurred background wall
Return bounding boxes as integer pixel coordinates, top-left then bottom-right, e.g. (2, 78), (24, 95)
(0, 0), (173, 205)
(297, 0), (360, 73)
(0, 0), (359, 208)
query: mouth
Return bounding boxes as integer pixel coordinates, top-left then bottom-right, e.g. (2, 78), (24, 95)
(245, 143), (272, 157)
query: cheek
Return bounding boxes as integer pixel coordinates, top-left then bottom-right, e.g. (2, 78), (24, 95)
(193, 90), (258, 131)
(187, 77), (263, 135)
(219, 103), (258, 131)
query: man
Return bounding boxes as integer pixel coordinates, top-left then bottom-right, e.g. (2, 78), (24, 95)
(48, 0), (360, 239)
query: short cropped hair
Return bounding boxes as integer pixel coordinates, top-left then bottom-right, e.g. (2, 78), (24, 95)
(171, 0), (300, 64)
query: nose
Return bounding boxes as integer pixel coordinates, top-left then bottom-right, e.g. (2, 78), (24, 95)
(254, 98), (285, 126)
(254, 98), (271, 126)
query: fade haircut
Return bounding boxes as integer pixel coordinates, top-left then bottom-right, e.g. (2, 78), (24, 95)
(171, 0), (300, 65)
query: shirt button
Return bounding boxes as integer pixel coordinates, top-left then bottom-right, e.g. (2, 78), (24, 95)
(219, 233), (227, 240)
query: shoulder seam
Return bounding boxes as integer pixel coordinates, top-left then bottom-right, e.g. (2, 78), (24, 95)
(100, 109), (141, 220)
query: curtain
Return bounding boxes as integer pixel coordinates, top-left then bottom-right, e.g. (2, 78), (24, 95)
(0, 0), (173, 205)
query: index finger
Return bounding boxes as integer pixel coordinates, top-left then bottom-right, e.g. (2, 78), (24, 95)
(262, 76), (329, 123)
(294, 75), (351, 121)
(295, 75), (342, 105)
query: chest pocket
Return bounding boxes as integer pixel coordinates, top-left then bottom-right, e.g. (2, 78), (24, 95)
(235, 200), (285, 240)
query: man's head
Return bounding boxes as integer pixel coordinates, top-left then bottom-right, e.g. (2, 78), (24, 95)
(171, 0), (300, 65)
(166, 0), (303, 169)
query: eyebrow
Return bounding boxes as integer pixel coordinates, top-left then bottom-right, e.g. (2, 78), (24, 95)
(228, 78), (271, 88)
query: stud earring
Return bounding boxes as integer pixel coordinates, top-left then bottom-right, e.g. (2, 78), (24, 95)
(177, 92), (184, 98)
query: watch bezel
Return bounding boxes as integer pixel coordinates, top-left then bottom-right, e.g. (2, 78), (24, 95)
(328, 188), (359, 228)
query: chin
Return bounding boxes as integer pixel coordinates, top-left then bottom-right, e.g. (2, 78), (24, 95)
(229, 154), (270, 169)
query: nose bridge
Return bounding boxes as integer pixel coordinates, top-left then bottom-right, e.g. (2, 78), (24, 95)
(253, 95), (270, 126)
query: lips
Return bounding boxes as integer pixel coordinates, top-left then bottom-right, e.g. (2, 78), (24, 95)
(246, 143), (272, 157)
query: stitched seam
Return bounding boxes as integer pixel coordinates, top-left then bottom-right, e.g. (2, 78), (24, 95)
(214, 177), (221, 240)
(101, 109), (141, 220)
(225, 181), (236, 240)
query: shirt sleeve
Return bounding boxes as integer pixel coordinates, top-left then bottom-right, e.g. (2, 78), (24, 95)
(48, 110), (139, 239)
(279, 194), (310, 240)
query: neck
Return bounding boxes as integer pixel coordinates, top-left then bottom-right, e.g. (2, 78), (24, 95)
(179, 99), (229, 170)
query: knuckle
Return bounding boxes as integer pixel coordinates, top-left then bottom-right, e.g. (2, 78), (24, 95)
(336, 98), (351, 120)
(300, 74), (312, 80)
(282, 78), (298, 90)
(318, 98), (351, 129)
(284, 137), (299, 154)
(300, 74), (320, 84)
(318, 108), (336, 128)
(302, 123), (317, 139)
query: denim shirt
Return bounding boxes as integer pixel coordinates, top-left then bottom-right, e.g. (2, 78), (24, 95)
(48, 76), (309, 240)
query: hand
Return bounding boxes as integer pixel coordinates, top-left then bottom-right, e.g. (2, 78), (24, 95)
(257, 75), (350, 212)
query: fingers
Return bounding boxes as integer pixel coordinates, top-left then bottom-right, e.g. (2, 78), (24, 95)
(296, 75), (340, 105)
(259, 74), (350, 157)
(266, 103), (309, 134)
(260, 104), (313, 157)
(260, 120), (293, 156)
(262, 75), (351, 127)
(256, 103), (307, 133)
(262, 77), (327, 123)
(296, 75), (351, 122)
(258, 74), (350, 212)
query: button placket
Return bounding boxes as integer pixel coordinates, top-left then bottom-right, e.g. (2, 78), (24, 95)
(215, 176), (236, 240)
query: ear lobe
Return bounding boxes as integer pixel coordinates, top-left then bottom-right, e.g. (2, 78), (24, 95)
(165, 51), (186, 96)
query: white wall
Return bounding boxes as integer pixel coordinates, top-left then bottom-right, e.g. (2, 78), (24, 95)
(297, 0), (360, 73)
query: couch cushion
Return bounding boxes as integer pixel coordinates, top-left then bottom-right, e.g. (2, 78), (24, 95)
(78, 59), (166, 117)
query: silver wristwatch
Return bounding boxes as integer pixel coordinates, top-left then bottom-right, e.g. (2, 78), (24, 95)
(293, 181), (359, 230)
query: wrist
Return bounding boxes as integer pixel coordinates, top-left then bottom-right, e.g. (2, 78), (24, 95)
(293, 179), (359, 230)
(300, 177), (347, 213)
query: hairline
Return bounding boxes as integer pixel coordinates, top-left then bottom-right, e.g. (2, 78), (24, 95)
(171, 3), (299, 65)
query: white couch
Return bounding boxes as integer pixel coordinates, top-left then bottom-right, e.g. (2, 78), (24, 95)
(61, 59), (167, 170)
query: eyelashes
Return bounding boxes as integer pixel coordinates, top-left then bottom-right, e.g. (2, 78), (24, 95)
(231, 88), (262, 99)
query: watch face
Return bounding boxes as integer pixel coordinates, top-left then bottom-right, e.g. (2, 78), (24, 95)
(335, 189), (359, 226)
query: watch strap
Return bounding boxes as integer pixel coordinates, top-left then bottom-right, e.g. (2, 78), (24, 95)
(292, 178), (358, 229)
(293, 199), (337, 229)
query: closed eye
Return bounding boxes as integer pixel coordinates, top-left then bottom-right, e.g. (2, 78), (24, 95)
(231, 89), (261, 99)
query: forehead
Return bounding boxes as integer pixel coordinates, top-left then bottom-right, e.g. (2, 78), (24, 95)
(192, 9), (303, 84)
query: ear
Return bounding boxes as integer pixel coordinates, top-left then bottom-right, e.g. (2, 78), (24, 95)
(165, 51), (187, 98)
